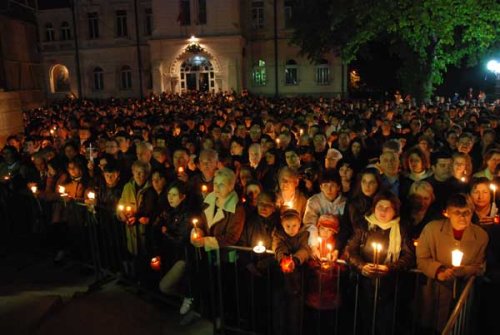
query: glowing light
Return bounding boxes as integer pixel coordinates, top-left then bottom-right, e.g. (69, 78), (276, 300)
(452, 249), (464, 267)
(487, 60), (500, 74)
(253, 241), (266, 254)
(30, 185), (38, 194)
(87, 191), (96, 200)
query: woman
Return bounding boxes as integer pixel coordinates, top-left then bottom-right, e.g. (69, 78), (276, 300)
(191, 167), (245, 251)
(417, 193), (488, 333)
(448, 152), (473, 194)
(470, 177), (498, 225)
(401, 180), (442, 241)
(337, 158), (355, 197)
(400, 146), (433, 200)
(345, 191), (415, 335)
(346, 137), (368, 173)
(473, 148), (500, 181)
(154, 181), (195, 318)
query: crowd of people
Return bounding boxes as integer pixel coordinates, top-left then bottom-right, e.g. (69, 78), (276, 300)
(1, 90), (499, 334)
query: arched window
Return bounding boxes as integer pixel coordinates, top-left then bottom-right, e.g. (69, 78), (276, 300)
(60, 22), (72, 40)
(252, 59), (266, 86)
(93, 67), (104, 91)
(120, 65), (132, 89)
(45, 23), (55, 41)
(50, 64), (70, 93)
(315, 59), (330, 85)
(285, 59), (298, 85)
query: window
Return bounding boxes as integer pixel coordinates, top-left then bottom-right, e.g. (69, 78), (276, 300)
(178, 0), (191, 26)
(45, 23), (55, 41)
(315, 59), (330, 85)
(145, 8), (153, 35)
(197, 0), (207, 25)
(60, 21), (71, 40)
(93, 67), (104, 90)
(251, 1), (264, 29)
(285, 59), (298, 85)
(116, 10), (128, 37)
(284, 1), (293, 29)
(88, 12), (99, 39)
(252, 60), (267, 86)
(120, 65), (132, 89)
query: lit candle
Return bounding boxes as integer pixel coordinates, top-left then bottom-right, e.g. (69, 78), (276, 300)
(178, 166), (184, 174)
(284, 200), (294, 208)
(280, 256), (294, 273)
(87, 191), (96, 200)
(317, 237), (323, 258)
(50, 129), (55, 136)
(58, 185), (66, 195)
(150, 256), (161, 271)
(89, 143), (94, 163)
(201, 184), (208, 193)
(460, 176), (466, 183)
(117, 204), (125, 212)
(372, 242), (382, 265)
(490, 183), (497, 204)
(327, 243), (333, 261)
(125, 206), (132, 214)
(192, 218), (199, 239)
(30, 185), (38, 194)
(451, 249), (464, 267)
(276, 138), (281, 147)
(253, 241), (266, 254)
(299, 129), (304, 136)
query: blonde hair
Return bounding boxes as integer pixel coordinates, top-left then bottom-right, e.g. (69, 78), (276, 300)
(408, 180), (435, 202)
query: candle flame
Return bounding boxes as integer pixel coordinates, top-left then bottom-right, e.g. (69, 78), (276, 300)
(178, 167), (184, 173)
(490, 183), (497, 192)
(58, 185), (65, 194)
(30, 185), (38, 193)
(125, 206), (132, 212)
(118, 204), (124, 211)
(192, 218), (198, 227)
(460, 177), (466, 182)
(201, 185), (208, 192)
(87, 191), (95, 200)
(253, 240), (266, 254)
(327, 243), (333, 251)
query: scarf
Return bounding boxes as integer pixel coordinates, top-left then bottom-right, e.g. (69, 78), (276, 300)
(365, 213), (401, 263)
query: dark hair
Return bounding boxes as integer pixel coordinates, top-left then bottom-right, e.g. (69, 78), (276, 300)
(280, 208), (301, 223)
(257, 190), (277, 203)
(430, 151), (452, 166)
(371, 190), (401, 217)
(103, 158), (120, 173)
(167, 180), (188, 196)
(352, 167), (383, 198)
(403, 146), (430, 171)
(318, 169), (341, 185)
(446, 193), (473, 209)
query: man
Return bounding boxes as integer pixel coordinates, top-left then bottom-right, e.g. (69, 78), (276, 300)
(379, 151), (401, 197)
(188, 149), (219, 210)
(303, 170), (347, 247)
(424, 151), (453, 211)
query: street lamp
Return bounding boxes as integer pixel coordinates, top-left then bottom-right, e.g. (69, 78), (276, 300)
(486, 59), (500, 100)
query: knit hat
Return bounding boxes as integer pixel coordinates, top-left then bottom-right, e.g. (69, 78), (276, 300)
(317, 214), (340, 233)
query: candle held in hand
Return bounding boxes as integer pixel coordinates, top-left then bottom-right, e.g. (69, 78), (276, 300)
(451, 249), (464, 267)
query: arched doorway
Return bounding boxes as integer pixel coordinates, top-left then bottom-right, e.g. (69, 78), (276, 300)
(50, 64), (70, 93)
(180, 55), (215, 92)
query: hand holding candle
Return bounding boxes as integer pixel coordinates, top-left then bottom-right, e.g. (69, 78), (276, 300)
(490, 183), (497, 204)
(280, 256), (295, 273)
(150, 256), (161, 271)
(451, 249), (464, 267)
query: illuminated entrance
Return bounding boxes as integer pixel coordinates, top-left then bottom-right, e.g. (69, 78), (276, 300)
(180, 55), (215, 92)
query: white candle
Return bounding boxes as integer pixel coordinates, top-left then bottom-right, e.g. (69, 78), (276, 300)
(117, 204), (124, 212)
(87, 191), (96, 200)
(451, 249), (464, 267)
(30, 185), (38, 194)
(490, 183), (497, 204)
(58, 185), (65, 194)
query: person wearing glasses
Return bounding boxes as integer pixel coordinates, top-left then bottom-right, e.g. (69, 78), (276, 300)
(416, 193), (488, 333)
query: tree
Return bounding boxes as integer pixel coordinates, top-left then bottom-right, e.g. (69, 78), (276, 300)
(290, 0), (500, 101)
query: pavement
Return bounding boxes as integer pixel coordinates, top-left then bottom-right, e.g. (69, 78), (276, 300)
(0, 235), (213, 335)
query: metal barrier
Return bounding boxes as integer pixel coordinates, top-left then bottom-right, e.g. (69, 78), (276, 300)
(441, 276), (476, 335)
(5, 192), (480, 335)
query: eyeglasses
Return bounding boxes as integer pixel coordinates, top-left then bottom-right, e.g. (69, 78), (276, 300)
(448, 210), (472, 217)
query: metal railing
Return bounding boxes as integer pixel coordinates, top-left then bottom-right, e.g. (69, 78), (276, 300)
(441, 276), (476, 335)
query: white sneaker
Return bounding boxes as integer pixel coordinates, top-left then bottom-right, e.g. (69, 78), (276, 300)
(179, 297), (194, 315)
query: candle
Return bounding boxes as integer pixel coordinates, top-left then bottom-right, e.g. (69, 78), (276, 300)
(317, 237), (323, 258)
(87, 191), (96, 200)
(276, 138), (281, 147)
(191, 218), (199, 239)
(178, 166), (184, 174)
(299, 129), (304, 136)
(89, 143), (94, 163)
(30, 185), (38, 194)
(460, 176), (466, 183)
(150, 256), (161, 271)
(372, 242), (382, 265)
(50, 129), (55, 136)
(58, 185), (66, 196)
(117, 204), (125, 212)
(253, 241), (266, 254)
(284, 200), (293, 208)
(327, 243), (333, 261)
(201, 184), (208, 193)
(280, 256), (294, 273)
(125, 205), (132, 213)
(451, 249), (464, 267)
(490, 183), (497, 204)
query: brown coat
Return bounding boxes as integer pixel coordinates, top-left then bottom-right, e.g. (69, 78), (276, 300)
(416, 219), (488, 332)
(200, 191), (245, 251)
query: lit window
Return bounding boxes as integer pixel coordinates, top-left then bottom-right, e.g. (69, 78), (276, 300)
(252, 60), (267, 86)
(315, 59), (330, 85)
(285, 59), (298, 85)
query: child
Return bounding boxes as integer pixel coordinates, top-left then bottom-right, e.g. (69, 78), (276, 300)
(305, 214), (342, 335)
(272, 209), (311, 335)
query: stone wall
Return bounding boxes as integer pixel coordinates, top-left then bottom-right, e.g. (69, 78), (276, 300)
(0, 92), (24, 147)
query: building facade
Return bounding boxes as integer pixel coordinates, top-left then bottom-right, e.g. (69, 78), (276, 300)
(38, 0), (346, 99)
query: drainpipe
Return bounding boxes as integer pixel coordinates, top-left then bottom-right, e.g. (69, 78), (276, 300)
(70, 0), (83, 98)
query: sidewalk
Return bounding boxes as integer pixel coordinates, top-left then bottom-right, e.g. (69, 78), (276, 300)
(0, 236), (212, 335)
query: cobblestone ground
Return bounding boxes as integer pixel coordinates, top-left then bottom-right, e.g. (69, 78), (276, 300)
(0, 235), (212, 335)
